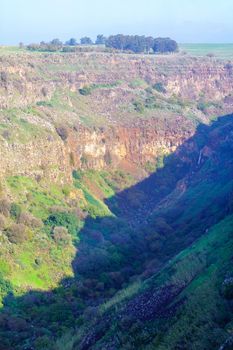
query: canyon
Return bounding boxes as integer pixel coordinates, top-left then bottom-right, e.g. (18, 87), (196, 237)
(0, 52), (233, 182)
(0, 49), (233, 350)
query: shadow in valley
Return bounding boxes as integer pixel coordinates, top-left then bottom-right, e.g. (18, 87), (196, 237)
(0, 114), (233, 349)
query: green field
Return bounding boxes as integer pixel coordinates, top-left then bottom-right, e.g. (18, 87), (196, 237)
(180, 43), (233, 59)
(1, 44), (233, 60)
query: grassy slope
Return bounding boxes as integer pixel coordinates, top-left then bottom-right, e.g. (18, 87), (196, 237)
(0, 169), (134, 302)
(77, 214), (233, 350)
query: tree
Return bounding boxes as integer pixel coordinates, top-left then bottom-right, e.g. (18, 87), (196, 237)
(80, 37), (93, 45)
(95, 35), (106, 45)
(106, 34), (126, 51)
(50, 38), (63, 46)
(145, 36), (154, 53)
(153, 37), (178, 53)
(106, 35), (178, 54)
(66, 38), (77, 46)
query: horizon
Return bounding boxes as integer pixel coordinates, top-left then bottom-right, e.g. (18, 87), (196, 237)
(1, 0), (233, 45)
(1, 42), (233, 47)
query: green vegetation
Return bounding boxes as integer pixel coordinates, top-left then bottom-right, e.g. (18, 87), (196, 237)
(153, 82), (167, 93)
(180, 43), (233, 59)
(79, 81), (121, 96)
(0, 47), (233, 350)
(106, 35), (178, 53)
(24, 35), (178, 54)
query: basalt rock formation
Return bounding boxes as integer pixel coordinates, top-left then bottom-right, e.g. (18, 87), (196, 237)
(0, 52), (232, 182)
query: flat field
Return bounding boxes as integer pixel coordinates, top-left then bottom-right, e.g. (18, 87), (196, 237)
(180, 43), (233, 59)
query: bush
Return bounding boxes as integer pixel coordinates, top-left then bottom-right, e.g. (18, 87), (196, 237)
(41, 87), (48, 97)
(18, 212), (43, 228)
(0, 272), (12, 298)
(72, 170), (82, 180)
(0, 214), (6, 230)
(10, 203), (22, 220)
(79, 86), (92, 96)
(34, 336), (55, 350)
(52, 226), (72, 245)
(222, 278), (233, 299)
(45, 212), (79, 237)
(133, 100), (144, 113)
(56, 126), (69, 141)
(0, 71), (8, 83)
(225, 62), (233, 70)
(62, 46), (76, 53)
(197, 101), (208, 113)
(5, 223), (28, 244)
(153, 82), (166, 93)
(7, 317), (28, 332)
(0, 198), (11, 217)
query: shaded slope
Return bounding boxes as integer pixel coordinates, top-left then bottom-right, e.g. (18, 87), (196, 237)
(76, 214), (233, 350)
(72, 115), (233, 349)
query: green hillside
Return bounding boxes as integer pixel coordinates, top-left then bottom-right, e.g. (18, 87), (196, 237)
(0, 48), (233, 349)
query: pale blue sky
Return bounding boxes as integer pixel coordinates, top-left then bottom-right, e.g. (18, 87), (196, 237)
(1, 0), (233, 45)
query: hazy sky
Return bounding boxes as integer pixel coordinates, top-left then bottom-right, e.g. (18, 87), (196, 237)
(1, 0), (233, 45)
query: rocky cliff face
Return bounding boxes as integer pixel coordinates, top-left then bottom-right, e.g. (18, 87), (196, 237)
(66, 116), (194, 173)
(0, 52), (232, 183)
(1, 53), (233, 108)
(0, 116), (194, 182)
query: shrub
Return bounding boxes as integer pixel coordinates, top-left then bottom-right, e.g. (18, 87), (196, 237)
(225, 62), (233, 70)
(153, 217), (173, 235)
(36, 101), (53, 107)
(0, 214), (6, 230)
(52, 226), (72, 245)
(44, 212), (79, 237)
(0, 71), (8, 83)
(222, 278), (233, 299)
(18, 212), (43, 228)
(72, 170), (82, 180)
(56, 126), (69, 141)
(62, 46), (76, 53)
(0, 272), (12, 298)
(69, 152), (75, 166)
(0, 198), (11, 217)
(10, 203), (22, 220)
(132, 100), (144, 113)
(7, 317), (28, 332)
(41, 87), (48, 97)
(197, 101), (208, 113)
(152, 82), (166, 93)
(2, 130), (11, 140)
(34, 336), (55, 350)
(5, 223), (28, 244)
(79, 86), (92, 96)
(145, 95), (157, 109)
